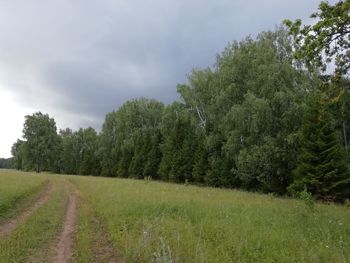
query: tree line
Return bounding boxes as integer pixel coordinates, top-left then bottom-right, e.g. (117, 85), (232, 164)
(11, 1), (350, 201)
(0, 158), (12, 169)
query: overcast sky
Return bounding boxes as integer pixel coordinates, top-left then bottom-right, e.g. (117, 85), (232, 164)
(0, 0), (328, 158)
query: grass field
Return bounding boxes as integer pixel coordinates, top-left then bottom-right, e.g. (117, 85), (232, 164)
(0, 169), (349, 262)
(0, 170), (48, 222)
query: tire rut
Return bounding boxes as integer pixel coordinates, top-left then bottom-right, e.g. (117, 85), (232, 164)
(74, 188), (125, 263)
(53, 193), (77, 263)
(0, 182), (53, 237)
(89, 217), (125, 263)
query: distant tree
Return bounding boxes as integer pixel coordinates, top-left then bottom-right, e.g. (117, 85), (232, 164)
(78, 127), (100, 175)
(0, 158), (13, 169)
(159, 102), (197, 183)
(59, 127), (100, 175)
(100, 98), (164, 178)
(143, 130), (162, 179)
(99, 111), (119, 177)
(22, 112), (60, 173)
(59, 128), (77, 174)
(128, 131), (146, 178)
(11, 139), (25, 170)
(192, 134), (207, 184)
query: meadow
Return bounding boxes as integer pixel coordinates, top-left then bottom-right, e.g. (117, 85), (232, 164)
(0, 169), (349, 262)
(0, 171), (48, 222)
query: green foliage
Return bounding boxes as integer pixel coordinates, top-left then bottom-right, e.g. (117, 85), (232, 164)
(0, 158), (12, 169)
(143, 131), (162, 179)
(58, 128), (77, 174)
(327, 78), (350, 165)
(99, 98), (164, 178)
(59, 127), (100, 175)
(175, 27), (307, 190)
(192, 135), (207, 184)
(159, 102), (198, 183)
(78, 127), (100, 175)
(299, 188), (315, 212)
(290, 91), (350, 201)
(235, 139), (293, 194)
(11, 139), (25, 170)
(22, 112), (60, 172)
(284, 0), (350, 75)
(98, 111), (119, 177)
(284, 1), (350, 202)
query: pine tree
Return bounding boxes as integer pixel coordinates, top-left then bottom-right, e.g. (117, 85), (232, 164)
(192, 136), (208, 184)
(143, 131), (162, 179)
(290, 92), (350, 201)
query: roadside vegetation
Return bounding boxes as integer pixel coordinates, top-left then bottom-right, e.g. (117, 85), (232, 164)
(0, 171), (48, 222)
(70, 175), (350, 262)
(0, 170), (349, 262)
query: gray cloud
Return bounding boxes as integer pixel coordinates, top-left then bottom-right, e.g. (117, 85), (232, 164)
(0, 0), (325, 131)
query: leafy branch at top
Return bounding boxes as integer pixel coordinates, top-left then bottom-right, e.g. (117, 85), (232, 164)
(284, 0), (350, 77)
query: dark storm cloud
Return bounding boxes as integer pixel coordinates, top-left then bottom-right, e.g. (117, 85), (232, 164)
(0, 0), (324, 130)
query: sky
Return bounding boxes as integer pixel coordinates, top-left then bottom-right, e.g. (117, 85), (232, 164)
(0, 0), (326, 158)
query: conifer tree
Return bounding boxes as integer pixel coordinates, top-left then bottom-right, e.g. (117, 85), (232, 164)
(128, 131), (146, 178)
(192, 135), (208, 183)
(290, 92), (350, 201)
(143, 131), (162, 179)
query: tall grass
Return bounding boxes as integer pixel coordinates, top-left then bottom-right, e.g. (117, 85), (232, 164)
(1, 170), (349, 262)
(0, 170), (48, 221)
(70, 176), (350, 262)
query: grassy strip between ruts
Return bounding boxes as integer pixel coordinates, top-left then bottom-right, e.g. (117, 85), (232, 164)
(72, 188), (123, 263)
(0, 179), (69, 263)
(0, 170), (49, 222)
(70, 175), (350, 263)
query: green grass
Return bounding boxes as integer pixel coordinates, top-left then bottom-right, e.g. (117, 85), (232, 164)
(69, 176), (350, 263)
(0, 170), (349, 262)
(73, 194), (95, 263)
(73, 190), (117, 263)
(0, 179), (69, 262)
(0, 170), (48, 222)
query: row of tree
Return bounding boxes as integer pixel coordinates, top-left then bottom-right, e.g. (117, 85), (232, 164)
(11, 1), (350, 201)
(0, 158), (12, 169)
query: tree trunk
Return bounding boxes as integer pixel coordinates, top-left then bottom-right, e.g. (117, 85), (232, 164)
(343, 121), (349, 163)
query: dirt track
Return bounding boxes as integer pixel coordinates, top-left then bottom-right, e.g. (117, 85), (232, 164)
(0, 183), (53, 237)
(53, 193), (77, 263)
(1, 180), (124, 263)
